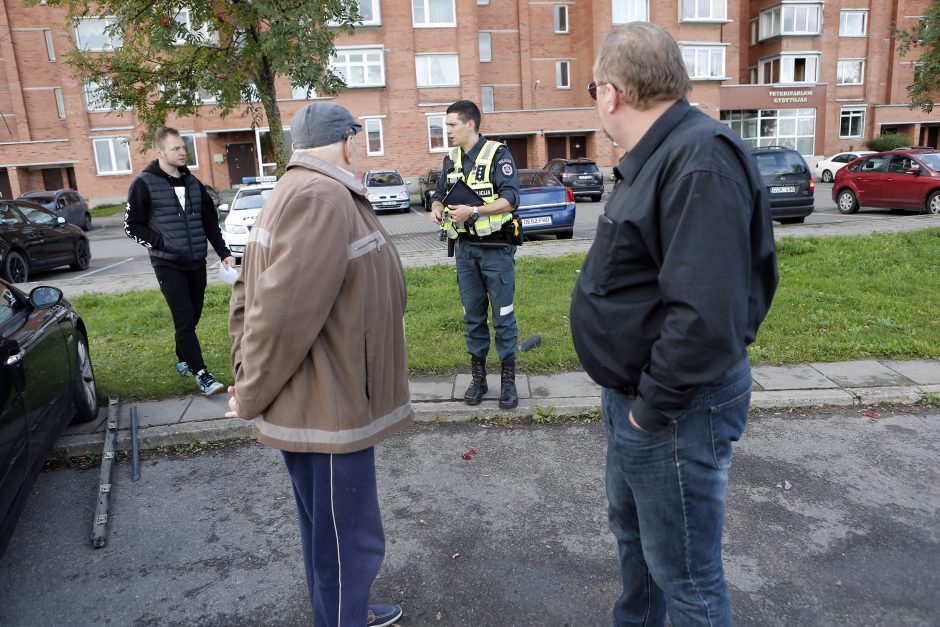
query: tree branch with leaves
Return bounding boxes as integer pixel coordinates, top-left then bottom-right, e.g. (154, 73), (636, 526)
(895, 0), (940, 113)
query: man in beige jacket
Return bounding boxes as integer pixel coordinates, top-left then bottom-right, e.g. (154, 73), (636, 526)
(226, 102), (413, 627)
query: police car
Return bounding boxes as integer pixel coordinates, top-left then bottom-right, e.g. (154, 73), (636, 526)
(219, 176), (277, 261)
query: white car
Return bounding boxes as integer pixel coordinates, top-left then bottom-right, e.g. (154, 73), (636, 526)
(219, 179), (277, 261)
(814, 151), (875, 183)
(362, 169), (411, 213)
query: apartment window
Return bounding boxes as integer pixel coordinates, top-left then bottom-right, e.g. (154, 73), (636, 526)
(840, 10), (867, 36)
(428, 114), (453, 152)
(43, 29), (55, 61)
(612, 0), (648, 24)
(482, 86), (495, 112)
(53, 88), (65, 119)
(760, 54), (818, 84)
(416, 54), (459, 87)
(480, 32), (492, 62)
(92, 137), (132, 175)
(748, 67), (758, 84)
(722, 108), (815, 155)
(364, 118), (384, 156)
(332, 47), (386, 87)
(556, 61), (571, 88)
(840, 107), (865, 138)
(291, 84), (316, 99)
(84, 82), (117, 112)
(357, 0), (381, 25)
(681, 45), (726, 80)
(180, 134), (198, 168)
(837, 59), (865, 85)
(554, 5), (569, 33)
(759, 3), (821, 40)
(477, 0), (489, 4)
(681, 0), (726, 21)
(257, 128), (293, 176)
(198, 88), (218, 104)
(750, 20), (758, 45)
(74, 16), (122, 51)
(172, 8), (213, 44)
(412, 0), (455, 27)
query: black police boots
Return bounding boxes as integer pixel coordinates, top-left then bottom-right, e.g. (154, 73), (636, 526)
(464, 355), (487, 405)
(499, 358), (518, 410)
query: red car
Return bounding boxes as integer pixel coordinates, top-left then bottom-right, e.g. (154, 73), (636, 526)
(833, 148), (940, 215)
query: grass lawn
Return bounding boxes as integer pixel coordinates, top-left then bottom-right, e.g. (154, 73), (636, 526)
(73, 228), (940, 401)
(90, 203), (124, 218)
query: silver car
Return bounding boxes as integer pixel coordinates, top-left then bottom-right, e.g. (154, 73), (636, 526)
(362, 170), (411, 213)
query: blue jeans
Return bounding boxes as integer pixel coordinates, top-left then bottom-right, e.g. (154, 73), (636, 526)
(602, 358), (751, 627)
(455, 242), (518, 362)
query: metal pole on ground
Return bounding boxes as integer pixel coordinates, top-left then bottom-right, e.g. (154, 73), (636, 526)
(130, 406), (140, 482)
(91, 396), (119, 548)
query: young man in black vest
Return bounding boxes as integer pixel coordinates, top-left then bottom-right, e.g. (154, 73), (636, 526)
(125, 126), (234, 396)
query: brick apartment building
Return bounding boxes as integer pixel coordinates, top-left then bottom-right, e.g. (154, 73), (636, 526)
(1, 0), (939, 204)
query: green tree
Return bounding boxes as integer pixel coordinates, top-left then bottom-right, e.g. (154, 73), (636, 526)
(895, 0), (940, 113)
(38, 0), (359, 172)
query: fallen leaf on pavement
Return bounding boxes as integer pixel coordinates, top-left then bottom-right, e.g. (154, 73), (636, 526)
(864, 408), (880, 420)
(462, 448), (476, 460)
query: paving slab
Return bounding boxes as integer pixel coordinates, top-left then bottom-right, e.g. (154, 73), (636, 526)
(751, 364), (840, 390)
(529, 372), (601, 398)
(453, 374), (530, 400)
(882, 359), (940, 385)
(181, 394), (230, 421)
(812, 360), (915, 388)
(408, 376), (455, 401)
(123, 397), (194, 427)
(847, 386), (927, 406)
(748, 388), (856, 409)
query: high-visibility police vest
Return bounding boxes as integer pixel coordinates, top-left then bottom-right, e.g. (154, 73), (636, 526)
(443, 140), (512, 240)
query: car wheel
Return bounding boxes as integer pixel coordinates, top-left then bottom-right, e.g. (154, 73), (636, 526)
(593, 194), (603, 203)
(4, 250), (28, 283)
(70, 239), (91, 271)
(72, 330), (98, 424)
(837, 189), (859, 214)
(423, 193), (431, 212)
(927, 191), (940, 215)
(777, 217), (805, 225)
(82, 213), (92, 231)
(556, 229), (574, 239)
(821, 170), (833, 183)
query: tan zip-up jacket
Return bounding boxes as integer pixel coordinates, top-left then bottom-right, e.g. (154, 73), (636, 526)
(229, 152), (413, 453)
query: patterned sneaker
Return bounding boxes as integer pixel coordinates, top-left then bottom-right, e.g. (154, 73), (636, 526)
(367, 604), (402, 626)
(176, 361), (194, 377)
(195, 369), (224, 396)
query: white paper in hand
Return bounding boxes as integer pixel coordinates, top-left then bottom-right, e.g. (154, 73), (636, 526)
(218, 263), (238, 285)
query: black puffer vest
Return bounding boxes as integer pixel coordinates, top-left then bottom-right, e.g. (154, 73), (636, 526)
(140, 168), (208, 266)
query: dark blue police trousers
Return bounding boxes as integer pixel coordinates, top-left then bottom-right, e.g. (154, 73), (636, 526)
(455, 241), (519, 362)
(282, 448), (385, 627)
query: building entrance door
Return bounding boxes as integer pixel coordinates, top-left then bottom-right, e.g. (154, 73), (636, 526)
(0, 170), (11, 200)
(42, 168), (63, 191)
(920, 125), (939, 149)
(546, 136), (567, 162)
(503, 138), (527, 169)
(226, 143), (257, 185)
(569, 135), (587, 159)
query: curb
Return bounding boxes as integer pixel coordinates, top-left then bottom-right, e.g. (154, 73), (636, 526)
(53, 384), (938, 458)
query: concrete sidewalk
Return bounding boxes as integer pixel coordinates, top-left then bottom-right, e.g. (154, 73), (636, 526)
(56, 357), (940, 457)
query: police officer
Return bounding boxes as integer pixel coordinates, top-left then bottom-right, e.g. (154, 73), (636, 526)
(430, 100), (522, 409)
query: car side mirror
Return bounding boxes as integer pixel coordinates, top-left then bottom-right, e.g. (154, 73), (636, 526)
(29, 286), (63, 308)
(218, 203), (229, 214)
(56, 216), (66, 225)
(905, 168), (921, 176)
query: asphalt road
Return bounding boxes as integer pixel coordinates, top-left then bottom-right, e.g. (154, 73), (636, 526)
(1, 407), (937, 626)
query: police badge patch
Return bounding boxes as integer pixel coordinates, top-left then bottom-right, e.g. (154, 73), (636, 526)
(501, 162), (514, 176)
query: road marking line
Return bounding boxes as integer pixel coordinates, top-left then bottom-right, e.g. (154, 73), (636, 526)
(78, 257), (135, 278)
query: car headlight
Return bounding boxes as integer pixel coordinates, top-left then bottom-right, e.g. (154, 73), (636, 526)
(398, 191), (409, 200)
(223, 223), (247, 234)
(367, 193), (379, 201)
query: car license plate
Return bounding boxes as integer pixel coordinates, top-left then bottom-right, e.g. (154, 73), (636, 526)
(578, 175), (593, 180)
(770, 186), (797, 193)
(521, 216), (552, 226)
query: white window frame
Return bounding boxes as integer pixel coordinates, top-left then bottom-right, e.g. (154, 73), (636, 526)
(291, 84), (316, 100)
(427, 114), (453, 153)
(554, 4), (569, 33)
(556, 60), (571, 89)
(680, 0), (727, 22)
(479, 32), (492, 62)
(612, 0), (648, 24)
(84, 82), (119, 112)
(840, 10), (867, 37)
(415, 53), (460, 87)
(332, 46), (386, 88)
(43, 29), (55, 61)
(840, 106), (865, 139)
(750, 19), (758, 45)
(759, 53), (819, 84)
(837, 59), (865, 86)
(172, 8), (213, 45)
(356, 0), (382, 26)
(482, 85), (495, 112)
(759, 3), (822, 40)
(54, 88), (65, 119)
(681, 44), (726, 80)
(74, 16), (122, 51)
(180, 133), (199, 169)
(363, 118), (384, 156)
(92, 137), (132, 175)
(256, 127), (293, 176)
(412, 0), (456, 27)
(477, 0), (489, 4)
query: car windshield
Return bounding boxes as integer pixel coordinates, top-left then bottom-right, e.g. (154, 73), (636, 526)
(232, 189), (272, 210)
(18, 204), (55, 225)
(917, 154), (940, 170)
(754, 152), (808, 176)
(367, 173), (404, 186)
(565, 163), (598, 174)
(519, 171), (561, 188)
(427, 171), (441, 184)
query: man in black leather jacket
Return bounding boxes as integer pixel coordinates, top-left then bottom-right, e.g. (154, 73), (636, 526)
(125, 126), (233, 396)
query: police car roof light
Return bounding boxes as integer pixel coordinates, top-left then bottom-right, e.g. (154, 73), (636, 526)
(242, 175), (278, 185)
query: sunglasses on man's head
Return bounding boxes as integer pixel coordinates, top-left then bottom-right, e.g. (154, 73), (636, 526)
(588, 81), (609, 101)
